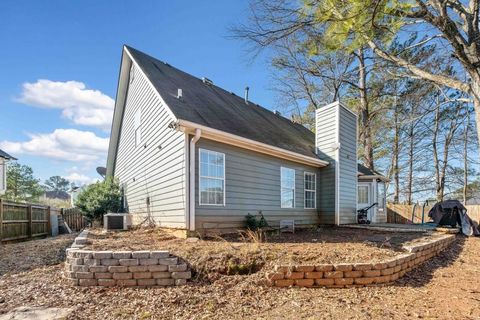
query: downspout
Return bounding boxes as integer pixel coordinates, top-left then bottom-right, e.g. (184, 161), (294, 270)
(189, 128), (201, 231)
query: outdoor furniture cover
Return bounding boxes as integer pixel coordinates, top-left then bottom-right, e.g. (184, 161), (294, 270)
(428, 200), (480, 236)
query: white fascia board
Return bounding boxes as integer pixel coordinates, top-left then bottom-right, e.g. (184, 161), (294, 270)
(177, 119), (329, 168)
(106, 46), (180, 177)
(106, 49), (131, 177)
(123, 46), (178, 122)
(358, 174), (389, 182)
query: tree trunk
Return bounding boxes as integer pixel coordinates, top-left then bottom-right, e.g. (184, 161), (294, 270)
(471, 77), (480, 156)
(393, 103), (400, 204)
(433, 99), (441, 202)
(463, 107), (470, 203)
(357, 48), (374, 170)
(407, 123), (414, 205)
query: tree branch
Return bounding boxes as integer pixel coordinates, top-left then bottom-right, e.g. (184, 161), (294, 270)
(367, 40), (471, 93)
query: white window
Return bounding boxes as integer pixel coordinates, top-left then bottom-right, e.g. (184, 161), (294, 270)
(134, 109), (141, 147)
(199, 149), (225, 205)
(358, 185), (369, 204)
(304, 172), (316, 209)
(281, 167), (295, 208)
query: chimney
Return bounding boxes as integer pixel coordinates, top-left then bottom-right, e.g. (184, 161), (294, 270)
(177, 88), (183, 99)
(315, 101), (358, 226)
(244, 86), (249, 104)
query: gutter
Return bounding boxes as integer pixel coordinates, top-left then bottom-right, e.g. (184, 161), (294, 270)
(189, 128), (201, 231)
(358, 174), (389, 182)
(177, 119), (328, 168)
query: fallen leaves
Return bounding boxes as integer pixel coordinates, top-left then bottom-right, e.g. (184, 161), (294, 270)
(0, 230), (478, 319)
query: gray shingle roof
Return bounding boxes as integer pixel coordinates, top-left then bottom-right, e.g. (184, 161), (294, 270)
(0, 149), (16, 160)
(357, 163), (383, 176)
(126, 46), (319, 159)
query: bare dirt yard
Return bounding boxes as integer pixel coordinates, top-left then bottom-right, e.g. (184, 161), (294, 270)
(0, 228), (479, 320)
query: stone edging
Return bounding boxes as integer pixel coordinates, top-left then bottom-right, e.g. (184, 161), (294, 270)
(64, 230), (191, 287)
(266, 234), (455, 288)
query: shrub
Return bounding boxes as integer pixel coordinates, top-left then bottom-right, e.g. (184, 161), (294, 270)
(75, 177), (122, 222)
(245, 211), (268, 230)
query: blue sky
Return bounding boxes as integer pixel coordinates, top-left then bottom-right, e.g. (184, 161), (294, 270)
(0, 1), (274, 185)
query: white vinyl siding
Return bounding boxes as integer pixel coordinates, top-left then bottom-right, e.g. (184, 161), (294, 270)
(304, 172), (316, 209)
(114, 63), (187, 228)
(0, 159), (5, 194)
(377, 181), (386, 209)
(281, 167), (295, 208)
(199, 149), (225, 206)
(134, 109), (141, 147)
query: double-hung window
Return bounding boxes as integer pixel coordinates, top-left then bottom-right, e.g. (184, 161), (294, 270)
(304, 172), (316, 209)
(199, 149), (225, 205)
(281, 167), (295, 208)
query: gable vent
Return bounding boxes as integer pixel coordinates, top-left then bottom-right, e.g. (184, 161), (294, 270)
(202, 77), (213, 86)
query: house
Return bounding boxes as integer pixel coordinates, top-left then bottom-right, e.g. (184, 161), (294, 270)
(69, 185), (87, 207)
(40, 190), (71, 202)
(357, 164), (388, 223)
(0, 149), (16, 196)
(106, 46), (387, 232)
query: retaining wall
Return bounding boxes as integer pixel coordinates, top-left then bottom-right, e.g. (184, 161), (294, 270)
(266, 234), (455, 288)
(64, 231), (191, 287)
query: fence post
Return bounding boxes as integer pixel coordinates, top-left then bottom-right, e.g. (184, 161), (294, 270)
(0, 198), (3, 241)
(27, 205), (32, 239)
(47, 206), (51, 236)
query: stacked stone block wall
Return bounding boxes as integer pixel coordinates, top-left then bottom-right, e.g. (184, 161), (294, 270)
(266, 234), (455, 288)
(65, 245), (191, 287)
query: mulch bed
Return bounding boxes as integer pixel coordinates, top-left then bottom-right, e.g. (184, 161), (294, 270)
(0, 231), (477, 319)
(83, 227), (437, 281)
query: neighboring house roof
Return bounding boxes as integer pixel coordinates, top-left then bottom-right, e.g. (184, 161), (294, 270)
(125, 46), (319, 160)
(0, 149), (16, 160)
(43, 190), (71, 201)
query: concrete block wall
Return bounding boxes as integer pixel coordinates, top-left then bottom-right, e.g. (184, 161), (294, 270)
(266, 234), (455, 288)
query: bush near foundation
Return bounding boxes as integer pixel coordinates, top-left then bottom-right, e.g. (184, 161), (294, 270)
(75, 177), (122, 222)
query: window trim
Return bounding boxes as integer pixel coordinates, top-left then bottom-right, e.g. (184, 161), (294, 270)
(280, 166), (295, 208)
(199, 148), (226, 206)
(304, 171), (317, 209)
(357, 184), (370, 204)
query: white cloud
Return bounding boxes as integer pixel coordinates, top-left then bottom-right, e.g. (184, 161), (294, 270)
(17, 80), (114, 130)
(64, 172), (99, 185)
(0, 129), (109, 162)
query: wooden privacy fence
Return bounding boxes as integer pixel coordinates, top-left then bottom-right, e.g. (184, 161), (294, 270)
(0, 199), (51, 242)
(387, 204), (480, 224)
(61, 207), (87, 232)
